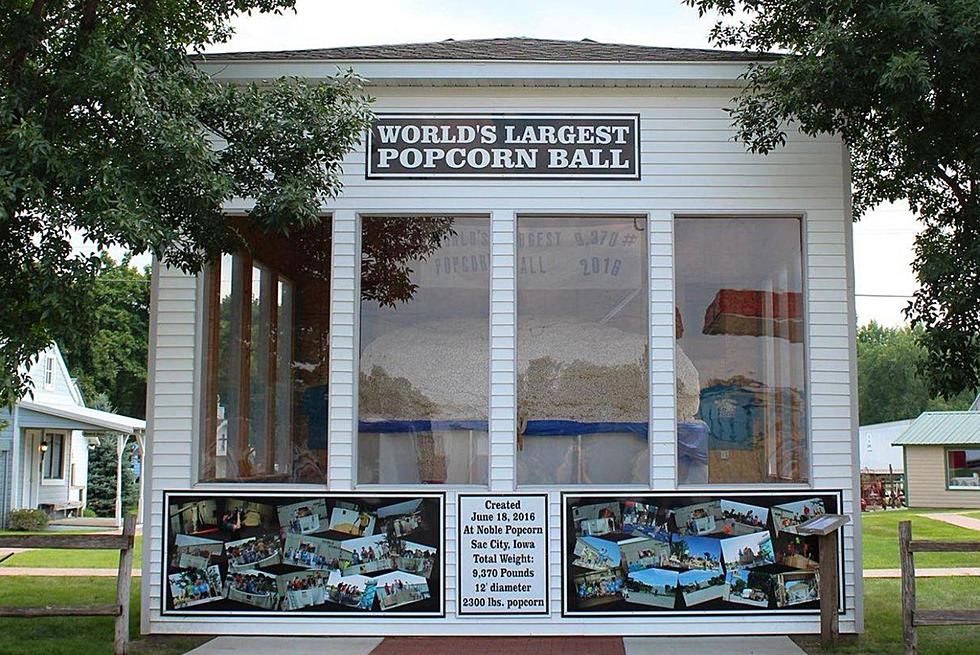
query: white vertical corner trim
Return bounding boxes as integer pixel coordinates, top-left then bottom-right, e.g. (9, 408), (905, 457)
(650, 211), (676, 489)
(490, 209), (517, 492)
(841, 143), (864, 633)
(140, 258), (161, 634)
(328, 210), (357, 491)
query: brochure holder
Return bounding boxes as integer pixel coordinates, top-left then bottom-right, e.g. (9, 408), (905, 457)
(796, 513), (850, 646)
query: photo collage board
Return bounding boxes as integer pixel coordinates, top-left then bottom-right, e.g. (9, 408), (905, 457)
(163, 491), (444, 617)
(563, 491), (842, 616)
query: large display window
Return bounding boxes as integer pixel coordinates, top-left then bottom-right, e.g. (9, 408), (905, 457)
(516, 215), (650, 485)
(674, 217), (808, 484)
(200, 220), (332, 483)
(357, 216), (490, 485)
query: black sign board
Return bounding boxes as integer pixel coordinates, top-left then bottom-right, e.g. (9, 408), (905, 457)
(367, 113), (640, 180)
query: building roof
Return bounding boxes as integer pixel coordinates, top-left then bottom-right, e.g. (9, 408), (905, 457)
(197, 37), (780, 63)
(892, 412), (980, 446)
(18, 400), (145, 434)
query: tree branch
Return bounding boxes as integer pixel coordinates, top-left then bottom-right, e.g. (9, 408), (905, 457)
(5, 0), (51, 80)
(935, 165), (970, 209)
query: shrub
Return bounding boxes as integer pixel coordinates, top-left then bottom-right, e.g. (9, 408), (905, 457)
(7, 509), (49, 531)
(83, 508), (97, 518)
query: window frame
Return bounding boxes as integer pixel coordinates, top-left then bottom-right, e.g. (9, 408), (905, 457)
(513, 212), (653, 489)
(671, 213), (813, 490)
(945, 446), (980, 491)
(40, 431), (67, 483)
(43, 355), (56, 390)
(353, 212), (494, 489)
(198, 252), (299, 484)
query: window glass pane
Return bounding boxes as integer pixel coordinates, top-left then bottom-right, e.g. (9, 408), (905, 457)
(675, 217), (808, 484)
(516, 216), (649, 485)
(358, 216), (490, 485)
(43, 434), (64, 479)
(202, 220), (331, 483)
(948, 449), (980, 487)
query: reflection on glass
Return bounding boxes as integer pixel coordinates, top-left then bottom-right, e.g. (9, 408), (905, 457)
(358, 216), (489, 485)
(516, 216), (649, 485)
(202, 221), (331, 483)
(674, 217), (807, 484)
(947, 449), (980, 487)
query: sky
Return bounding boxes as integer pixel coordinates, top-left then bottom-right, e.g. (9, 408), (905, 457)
(83, 0), (922, 327)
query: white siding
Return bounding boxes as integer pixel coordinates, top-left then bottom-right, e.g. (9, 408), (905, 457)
(143, 84), (859, 636)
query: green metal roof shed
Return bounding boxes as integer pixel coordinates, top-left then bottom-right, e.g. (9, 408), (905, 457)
(892, 412), (980, 446)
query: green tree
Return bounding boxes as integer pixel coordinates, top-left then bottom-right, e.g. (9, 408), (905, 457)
(84, 393), (138, 517)
(54, 254), (149, 418)
(684, 0), (980, 398)
(0, 1), (373, 404)
(857, 321), (975, 425)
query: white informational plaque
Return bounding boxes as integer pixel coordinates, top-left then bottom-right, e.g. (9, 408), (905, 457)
(457, 493), (550, 616)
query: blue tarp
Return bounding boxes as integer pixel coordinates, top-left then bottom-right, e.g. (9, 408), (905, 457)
(357, 419), (649, 437)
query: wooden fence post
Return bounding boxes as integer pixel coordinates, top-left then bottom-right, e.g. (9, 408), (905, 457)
(115, 516), (137, 655)
(899, 520), (917, 655)
(818, 531), (839, 647)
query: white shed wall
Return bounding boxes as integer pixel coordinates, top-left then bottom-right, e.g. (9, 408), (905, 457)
(141, 85), (860, 635)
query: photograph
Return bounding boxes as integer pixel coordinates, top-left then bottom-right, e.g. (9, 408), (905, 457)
(673, 500), (723, 536)
(375, 571), (432, 610)
(283, 534), (347, 571)
(377, 498), (425, 538)
(719, 500), (770, 536)
(169, 499), (218, 537)
(618, 536), (669, 573)
(724, 569), (772, 608)
(328, 506), (377, 536)
(720, 531), (776, 571)
(678, 568), (727, 606)
(664, 536), (722, 571)
(623, 568), (679, 609)
(340, 533), (395, 575)
(278, 499), (329, 535)
(222, 498), (278, 531)
(396, 541), (437, 578)
(277, 570), (331, 610)
(572, 536), (621, 571)
(774, 534), (820, 570)
(774, 570), (820, 607)
(771, 498), (827, 535)
(170, 534), (223, 570)
(225, 534), (283, 571)
(225, 570), (280, 610)
(572, 501), (622, 536)
(169, 565), (224, 609)
(326, 570), (375, 610)
(573, 569), (625, 608)
(622, 501), (657, 532)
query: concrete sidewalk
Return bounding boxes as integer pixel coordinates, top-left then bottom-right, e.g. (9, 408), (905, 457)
(922, 512), (980, 531)
(183, 636), (807, 655)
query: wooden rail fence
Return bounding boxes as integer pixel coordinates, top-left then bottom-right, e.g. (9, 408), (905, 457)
(899, 519), (980, 655)
(0, 516), (136, 655)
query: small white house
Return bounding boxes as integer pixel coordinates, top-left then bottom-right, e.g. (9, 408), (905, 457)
(0, 343), (145, 526)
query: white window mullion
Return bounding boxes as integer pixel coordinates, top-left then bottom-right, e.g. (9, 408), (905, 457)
(328, 209), (358, 490)
(489, 210), (517, 492)
(650, 211), (676, 489)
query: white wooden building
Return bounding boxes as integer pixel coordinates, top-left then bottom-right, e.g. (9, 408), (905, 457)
(141, 38), (861, 637)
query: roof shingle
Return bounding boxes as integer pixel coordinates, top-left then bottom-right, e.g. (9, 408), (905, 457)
(196, 37), (779, 63)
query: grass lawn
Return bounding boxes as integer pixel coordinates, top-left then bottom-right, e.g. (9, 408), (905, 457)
(0, 534), (143, 569)
(862, 509), (980, 569)
(0, 576), (209, 655)
(797, 577), (980, 655)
